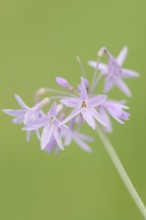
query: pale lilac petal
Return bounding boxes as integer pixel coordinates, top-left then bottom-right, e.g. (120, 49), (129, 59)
(98, 63), (108, 73)
(116, 79), (132, 97)
(122, 68), (140, 78)
(23, 116), (48, 130)
(81, 108), (96, 129)
(14, 95), (29, 109)
(55, 147), (61, 156)
(89, 108), (107, 127)
(64, 132), (72, 146)
(84, 79), (89, 89)
(116, 47), (128, 66)
(80, 77), (88, 100)
(88, 61), (107, 73)
(35, 129), (41, 140)
(120, 112), (130, 120)
(109, 103), (129, 110)
(104, 102), (130, 124)
(74, 136), (92, 153)
(104, 100), (129, 110)
(56, 77), (73, 91)
(54, 127), (64, 150)
(59, 109), (80, 126)
(26, 131), (31, 142)
(99, 108), (112, 133)
(108, 57), (122, 80)
(3, 109), (26, 116)
(108, 111), (125, 124)
(24, 111), (34, 125)
(44, 137), (56, 154)
(78, 78), (89, 92)
(49, 102), (57, 117)
(87, 95), (107, 107)
(41, 125), (54, 150)
(87, 60), (97, 68)
(104, 78), (114, 93)
(60, 97), (79, 108)
(12, 115), (24, 124)
(78, 133), (93, 142)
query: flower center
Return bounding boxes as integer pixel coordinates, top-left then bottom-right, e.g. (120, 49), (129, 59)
(81, 101), (87, 108)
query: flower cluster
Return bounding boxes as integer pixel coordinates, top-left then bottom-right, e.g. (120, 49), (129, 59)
(3, 47), (139, 154)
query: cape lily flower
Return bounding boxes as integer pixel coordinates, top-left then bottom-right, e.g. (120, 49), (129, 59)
(101, 100), (130, 124)
(59, 77), (107, 129)
(88, 47), (139, 97)
(3, 94), (48, 142)
(23, 102), (64, 151)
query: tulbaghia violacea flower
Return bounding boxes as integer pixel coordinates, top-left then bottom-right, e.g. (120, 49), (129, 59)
(101, 100), (130, 124)
(59, 77), (107, 129)
(88, 47), (139, 97)
(23, 102), (64, 151)
(3, 94), (49, 142)
(3, 50), (145, 219)
(98, 100), (130, 133)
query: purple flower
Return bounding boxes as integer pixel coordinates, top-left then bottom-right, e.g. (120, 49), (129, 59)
(23, 102), (64, 151)
(88, 47), (139, 97)
(101, 100), (130, 124)
(59, 77), (107, 129)
(3, 94), (49, 141)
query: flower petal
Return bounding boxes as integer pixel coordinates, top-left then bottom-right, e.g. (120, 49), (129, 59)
(104, 78), (114, 93)
(122, 68), (140, 78)
(49, 102), (57, 117)
(74, 135), (92, 153)
(15, 94), (29, 109)
(88, 61), (107, 73)
(99, 108), (112, 133)
(116, 79), (131, 97)
(44, 137), (56, 154)
(78, 133), (93, 142)
(54, 127), (64, 150)
(81, 108), (96, 129)
(3, 109), (26, 116)
(23, 116), (48, 130)
(12, 115), (24, 124)
(87, 95), (107, 107)
(116, 47), (128, 66)
(60, 97), (79, 108)
(41, 125), (54, 150)
(64, 131), (72, 146)
(80, 77), (88, 100)
(59, 108), (80, 126)
(89, 108), (107, 127)
(26, 131), (31, 142)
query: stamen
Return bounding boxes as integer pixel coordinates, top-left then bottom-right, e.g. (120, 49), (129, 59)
(81, 101), (87, 108)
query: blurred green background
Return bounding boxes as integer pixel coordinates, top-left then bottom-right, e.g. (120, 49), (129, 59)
(0, 0), (146, 219)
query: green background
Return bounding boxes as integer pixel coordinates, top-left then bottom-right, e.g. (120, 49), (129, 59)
(0, 0), (146, 219)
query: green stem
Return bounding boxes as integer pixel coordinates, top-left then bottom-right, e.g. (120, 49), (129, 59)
(96, 125), (146, 219)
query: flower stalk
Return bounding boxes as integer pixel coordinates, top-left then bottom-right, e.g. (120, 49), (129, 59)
(96, 125), (146, 219)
